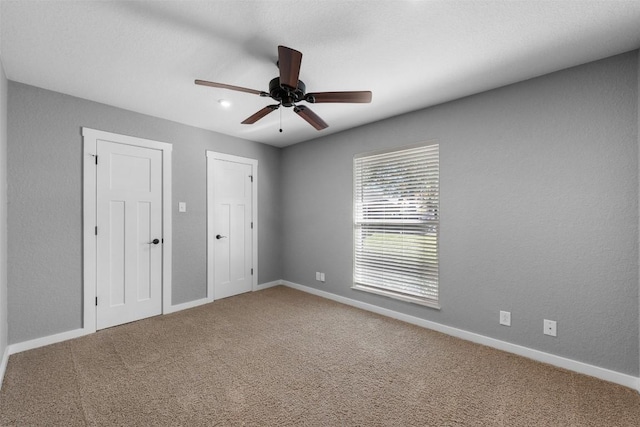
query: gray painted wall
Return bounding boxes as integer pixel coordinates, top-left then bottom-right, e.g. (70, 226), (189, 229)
(281, 51), (639, 376)
(7, 83), (281, 344)
(0, 57), (8, 361)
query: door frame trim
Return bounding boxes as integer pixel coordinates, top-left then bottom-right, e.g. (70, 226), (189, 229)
(82, 128), (173, 333)
(206, 151), (258, 301)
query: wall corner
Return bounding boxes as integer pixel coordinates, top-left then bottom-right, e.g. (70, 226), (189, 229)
(637, 48), (640, 388)
(0, 44), (9, 389)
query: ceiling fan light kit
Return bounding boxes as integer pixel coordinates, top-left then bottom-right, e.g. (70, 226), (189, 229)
(196, 45), (372, 131)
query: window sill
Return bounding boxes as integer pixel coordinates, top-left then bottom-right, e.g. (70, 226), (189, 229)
(352, 284), (441, 310)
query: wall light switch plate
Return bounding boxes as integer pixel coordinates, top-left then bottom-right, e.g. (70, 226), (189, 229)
(499, 311), (511, 326)
(179, 202), (187, 212)
(544, 319), (557, 337)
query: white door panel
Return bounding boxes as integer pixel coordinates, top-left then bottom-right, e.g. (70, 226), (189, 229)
(211, 158), (253, 300)
(96, 140), (163, 329)
(214, 203), (231, 286)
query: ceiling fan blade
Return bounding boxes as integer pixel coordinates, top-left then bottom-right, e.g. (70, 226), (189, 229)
(241, 105), (280, 124)
(195, 79), (266, 96)
(305, 91), (372, 103)
(293, 105), (328, 130)
(278, 46), (303, 89)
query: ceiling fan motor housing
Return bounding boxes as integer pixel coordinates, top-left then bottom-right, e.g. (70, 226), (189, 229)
(269, 77), (306, 107)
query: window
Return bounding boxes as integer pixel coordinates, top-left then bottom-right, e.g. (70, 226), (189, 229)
(353, 143), (439, 308)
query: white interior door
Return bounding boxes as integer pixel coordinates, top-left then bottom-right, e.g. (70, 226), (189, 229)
(96, 140), (163, 329)
(210, 157), (254, 300)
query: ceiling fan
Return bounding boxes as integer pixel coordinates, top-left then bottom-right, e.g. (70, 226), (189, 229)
(195, 45), (372, 131)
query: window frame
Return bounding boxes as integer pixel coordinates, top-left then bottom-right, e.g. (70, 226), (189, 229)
(352, 142), (440, 309)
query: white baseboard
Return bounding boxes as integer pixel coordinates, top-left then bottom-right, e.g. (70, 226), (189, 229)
(4, 283), (284, 358)
(4, 280), (638, 394)
(255, 280), (283, 290)
(0, 345), (9, 389)
(282, 280), (640, 392)
(8, 298), (213, 354)
(6, 297), (214, 358)
(164, 297), (210, 314)
(8, 327), (91, 356)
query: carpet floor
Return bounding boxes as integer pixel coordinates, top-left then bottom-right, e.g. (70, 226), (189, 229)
(1, 285), (639, 426)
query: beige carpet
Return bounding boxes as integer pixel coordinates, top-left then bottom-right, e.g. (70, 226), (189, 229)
(1, 286), (639, 426)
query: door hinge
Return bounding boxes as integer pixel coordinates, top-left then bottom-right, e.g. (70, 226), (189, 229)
(95, 297), (98, 306)
(95, 226), (98, 235)
(251, 268), (253, 275)
(249, 175), (253, 183)
(94, 155), (98, 165)
(251, 222), (253, 229)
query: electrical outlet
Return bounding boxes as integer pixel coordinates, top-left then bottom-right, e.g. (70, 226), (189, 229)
(544, 319), (557, 337)
(178, 202), (186, 212)
(499, 311), (511, 326)
(315, 272), (321, 281)
(320, 272), (325, 282)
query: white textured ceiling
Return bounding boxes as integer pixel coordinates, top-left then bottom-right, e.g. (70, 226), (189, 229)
(2, 1), (640, 147)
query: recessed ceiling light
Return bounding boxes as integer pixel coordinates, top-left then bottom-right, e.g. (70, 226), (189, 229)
(218, 99), (231, 108)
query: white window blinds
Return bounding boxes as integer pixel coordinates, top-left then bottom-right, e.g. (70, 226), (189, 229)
(353, 143), (439, 307)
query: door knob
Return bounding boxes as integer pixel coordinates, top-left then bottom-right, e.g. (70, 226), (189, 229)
(216, 234), (227, 240)
(148, 238), (160, 245)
